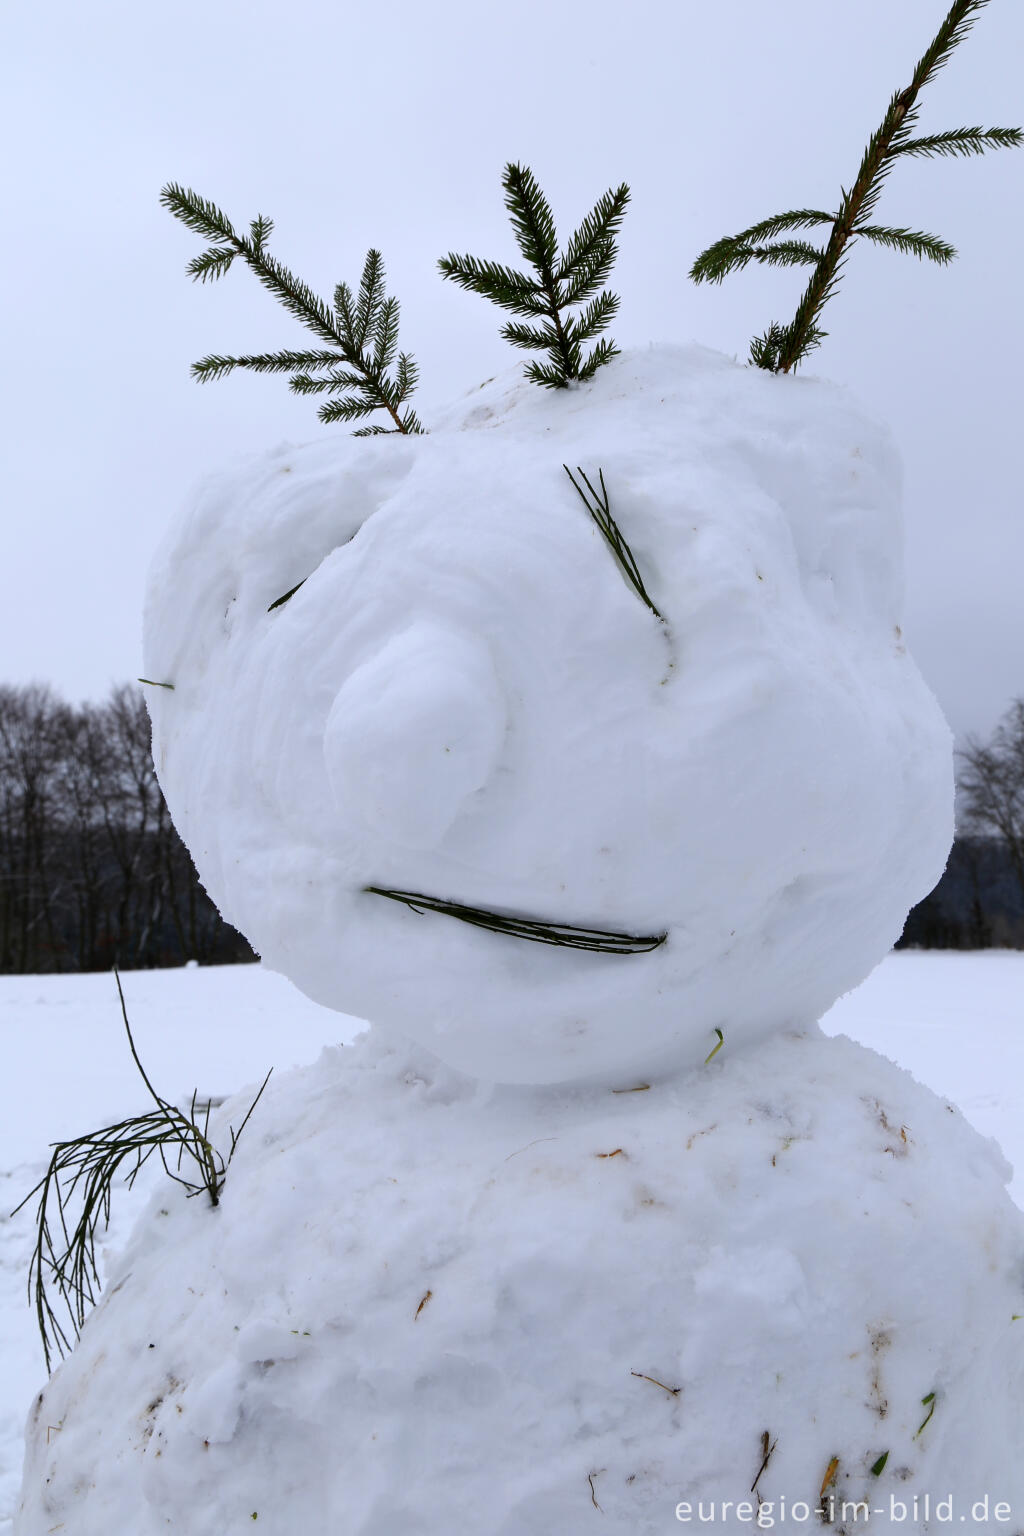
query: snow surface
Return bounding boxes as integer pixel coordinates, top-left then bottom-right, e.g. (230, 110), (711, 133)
(7, 960), (1024, 1535)
(144, 346), (952, 1084)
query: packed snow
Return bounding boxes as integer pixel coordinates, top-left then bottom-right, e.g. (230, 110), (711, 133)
(3, 957), (1024, 1535)
(143, 347), (952, 1083)
(10, 344), (1019, 1531)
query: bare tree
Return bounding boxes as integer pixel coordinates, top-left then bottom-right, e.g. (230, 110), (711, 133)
(0, 681), (254, 972)
(0, 686), (70, 970)
(958, 700), (1024, 909)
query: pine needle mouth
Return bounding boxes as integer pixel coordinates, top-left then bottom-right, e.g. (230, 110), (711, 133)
(365, 885), (667, 953)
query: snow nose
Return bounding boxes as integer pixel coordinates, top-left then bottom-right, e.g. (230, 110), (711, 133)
(323, 619), (507, 849)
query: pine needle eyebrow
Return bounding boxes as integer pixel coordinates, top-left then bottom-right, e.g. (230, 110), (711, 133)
(563, 465), (663, 621)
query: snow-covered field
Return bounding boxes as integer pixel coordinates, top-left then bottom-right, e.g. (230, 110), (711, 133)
(1, 950), (1022, 1531)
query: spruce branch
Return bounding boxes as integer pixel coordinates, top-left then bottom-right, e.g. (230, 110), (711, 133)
(892, 125), (1022, 158)
(689, 212), (834, 283)
(691, 238), (824, 284)
(436, 255), (548, 315)
(689, 0), (1020, 372)
(748, 322), (796, 373)
(500, 320), (561, 351)
(186, 247), (237, 283)
(852, 224), (956, 262)
(395, 352), (418, 398)
(289, 369), (369, 395)
(573, 338), (622, 384)
(506, 162), (559, 277)
(161, 183), (424, 433)
(571, 290), (621, 344)
(191, 348), (346, 383)
(439, 163), (630, 388)
(354, 248), (385, 349)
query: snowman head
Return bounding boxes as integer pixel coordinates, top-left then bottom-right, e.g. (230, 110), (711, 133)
(145, 346), (951, 1085)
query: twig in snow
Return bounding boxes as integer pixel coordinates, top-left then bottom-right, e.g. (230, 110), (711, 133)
(414, 1290), (433, 1320)
(751, 1431), (778, 1502)
(630, 1370), (681, 1398)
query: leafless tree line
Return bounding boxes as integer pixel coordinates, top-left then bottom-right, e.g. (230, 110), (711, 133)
(900, 699), (1024, 951)
(0, 682), (255, 973)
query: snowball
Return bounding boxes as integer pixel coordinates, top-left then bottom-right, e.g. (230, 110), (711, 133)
(143, 346), (952, 1083)
(18, 1028), (1024, 1534)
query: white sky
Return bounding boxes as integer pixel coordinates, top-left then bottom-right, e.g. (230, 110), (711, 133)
(1, 0), (1021, 743)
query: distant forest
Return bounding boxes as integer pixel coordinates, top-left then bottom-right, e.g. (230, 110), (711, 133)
(1, 682), (1021, 973)
(897, 837), (1024, 951)
(0, 683), (254, 973)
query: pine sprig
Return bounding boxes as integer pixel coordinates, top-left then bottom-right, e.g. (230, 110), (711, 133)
(893, 125), (1022, 159)
(161, 184), (424, 433)
(690, 211), (834, 282)
(439, 163), (630, 388)
(689, 0), (1021, 372)
(853, 225), (956, 262)
(191, 348), (347, 383)
(693, 238), (825, 284)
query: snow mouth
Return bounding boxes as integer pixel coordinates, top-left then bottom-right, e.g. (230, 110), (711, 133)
(364, 886), (667, 954)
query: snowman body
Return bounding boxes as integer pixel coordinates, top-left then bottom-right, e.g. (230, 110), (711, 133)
(16, 1026), (1024, 1536)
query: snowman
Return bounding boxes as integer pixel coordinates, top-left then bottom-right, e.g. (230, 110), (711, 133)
(16, 56), (1024, 1529)
(16, 342), (1024, 1535)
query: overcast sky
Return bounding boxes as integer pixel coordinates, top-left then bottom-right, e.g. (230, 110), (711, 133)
(2, 0), (1021, 744)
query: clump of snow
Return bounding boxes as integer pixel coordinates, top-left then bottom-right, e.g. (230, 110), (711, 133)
(16, 1027), (1024, 1534)
(143, 346), (951, 1084)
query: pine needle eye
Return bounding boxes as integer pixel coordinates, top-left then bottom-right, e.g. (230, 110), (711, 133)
(438, 163), (630, 390)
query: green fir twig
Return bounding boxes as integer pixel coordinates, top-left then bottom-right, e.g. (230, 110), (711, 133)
(160, 185), (424, 434)
(11, 971), (271, 1371)
(690, 0), (1021, 371)
(439, 163), (630, 388)
(365, 886), (666, 954)
(563, 466), (663, 621)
